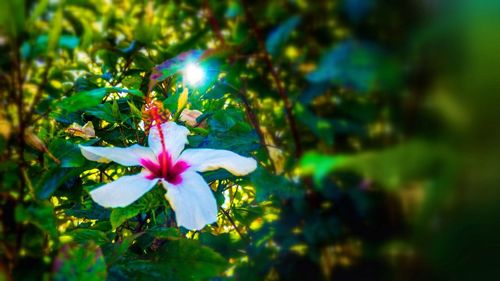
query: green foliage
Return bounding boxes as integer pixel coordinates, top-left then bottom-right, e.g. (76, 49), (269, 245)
(1, 0), (488, 280)
(0, 0), (25, 39)
(152, 239), (228, 281)
(251, 166), (303, 202)
(59, 88), (142, 112)
(36, 167), (84, 199)
(15, 202), (57, 239)
(266, 16), (301, 57)
(301, 140), (453, 191)
(110, 206), (142, 230)
(66, 229), (109, 245)
(53, 243), (107, 281)
(48, 139), (87, 167)
(306, 40), (401, 93)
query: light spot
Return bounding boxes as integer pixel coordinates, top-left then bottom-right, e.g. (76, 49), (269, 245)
(184, 63), (205, 86)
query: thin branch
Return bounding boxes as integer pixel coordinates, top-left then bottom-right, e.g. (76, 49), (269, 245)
(13, 39), (26, 258)
(103, 55), (135, 102)
(113, 55), (134, 87)
(204, 0), (226, 45)
(203, 2), (278, 170)
(241, 1), (303, 158)
(220, 207), (246, 241)
(225, 81), (277, 171)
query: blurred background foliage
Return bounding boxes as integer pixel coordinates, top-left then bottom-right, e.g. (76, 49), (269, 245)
(1, 0), (500, 280)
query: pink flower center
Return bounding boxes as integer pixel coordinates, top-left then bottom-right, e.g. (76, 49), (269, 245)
(140, 151), (190, 185)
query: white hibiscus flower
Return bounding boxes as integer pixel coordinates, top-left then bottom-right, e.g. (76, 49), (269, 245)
(80, 122), (257, 230)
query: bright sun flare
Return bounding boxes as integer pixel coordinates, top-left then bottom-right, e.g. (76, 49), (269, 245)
(184, 63), (205, 86)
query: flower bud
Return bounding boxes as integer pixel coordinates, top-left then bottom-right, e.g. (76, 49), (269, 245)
(180, 109), (206, 127)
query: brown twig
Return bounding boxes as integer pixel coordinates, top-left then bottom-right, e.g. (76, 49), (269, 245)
(225, 82), (277, 171)
(204, 0), (226, 45)
(220, 207), (246, 241)
(103, 55), (135, 102)
(12, 39), (26, 261)
(203, 2), (278, 170)
(113, 55), (134, 87)
(241, 1), (303, 158)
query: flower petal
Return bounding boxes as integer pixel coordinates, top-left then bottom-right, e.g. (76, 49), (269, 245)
(80, 144), (156, 166)
(148, 122), (189, 160)
(178, 149), (257, 176)
(162, 172), (217, 230)
(90, 173), (158, 208)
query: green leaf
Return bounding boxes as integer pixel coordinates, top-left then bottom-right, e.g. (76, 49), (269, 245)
(110, 205), (141, 229)
(66, 229), (109, 245)
(198, 232), (241, 259)
(152, 239), (228, 281)
(48, 139), (86, 168)
(36, 167), (83, 199)
(65, 201), (111, 221)
(251, 166), (303, 202)
(127, 101), (142, 118)
(193, 108), (259, 155)
(111, 99), (121, 120)
(59, 88), (108, 112)
(74, 77), (99, 92)
(85, 103), (117, 122)
(147, 226), (180, 239)
(265, 16), (301, 56)
(59, 87), (142, 112)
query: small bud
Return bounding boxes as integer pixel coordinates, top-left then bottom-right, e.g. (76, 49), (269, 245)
(25, 127), (60, 164)
(180, 108), (206, 128)
(25, 127), (47, 152)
